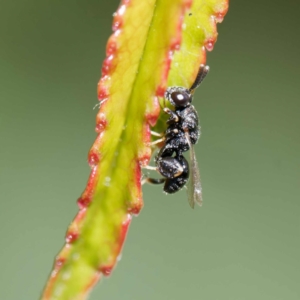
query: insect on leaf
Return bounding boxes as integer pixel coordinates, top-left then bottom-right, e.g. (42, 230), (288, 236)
(41, 0), (228, 299)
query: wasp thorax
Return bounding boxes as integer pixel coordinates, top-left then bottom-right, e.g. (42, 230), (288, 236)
(170, 90), (191, 107)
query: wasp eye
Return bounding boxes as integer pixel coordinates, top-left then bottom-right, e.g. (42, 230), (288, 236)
(170, 91), (191, 107)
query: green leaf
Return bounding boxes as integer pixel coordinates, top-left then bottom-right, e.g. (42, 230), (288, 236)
(41, 0), (228, 299)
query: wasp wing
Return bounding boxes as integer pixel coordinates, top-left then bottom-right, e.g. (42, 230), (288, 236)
(184, 130), (203, 209)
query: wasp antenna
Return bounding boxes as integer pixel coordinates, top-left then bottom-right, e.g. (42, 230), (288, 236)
(189, 64), (210, 93)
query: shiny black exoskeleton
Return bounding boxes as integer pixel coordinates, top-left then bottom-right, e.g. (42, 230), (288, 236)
(148, 64), (209, 195)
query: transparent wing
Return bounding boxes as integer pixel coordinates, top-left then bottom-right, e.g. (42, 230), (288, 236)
(184, 130), (203, 209)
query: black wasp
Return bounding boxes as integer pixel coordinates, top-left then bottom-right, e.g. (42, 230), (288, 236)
(145, 64), (209, 208)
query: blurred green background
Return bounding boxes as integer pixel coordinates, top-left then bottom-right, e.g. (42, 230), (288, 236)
(0, 0), (299, 299)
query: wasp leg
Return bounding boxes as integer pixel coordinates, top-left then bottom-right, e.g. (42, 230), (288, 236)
(142, 178), (166, 185)
(150, 137), (165, 146)
(163, 108), (180, 123)
(150, 131), (163, 137)
(164, 127), (180, 142)
(143, 165), (157, 171)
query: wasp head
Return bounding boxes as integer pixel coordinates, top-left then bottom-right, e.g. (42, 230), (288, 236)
(165, 87), (192, 108)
